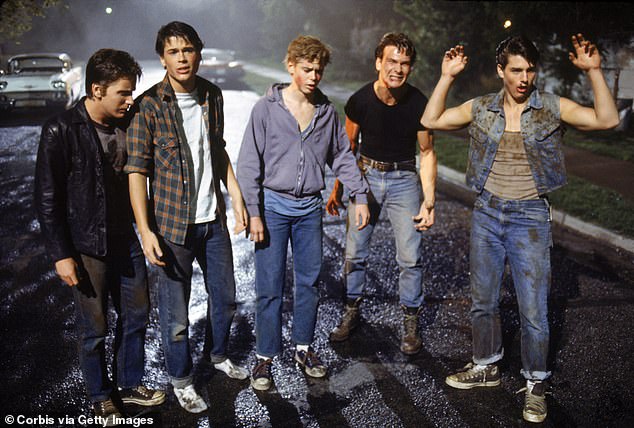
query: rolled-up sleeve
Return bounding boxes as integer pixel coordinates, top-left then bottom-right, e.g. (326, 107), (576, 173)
(125, 103), (154, 176)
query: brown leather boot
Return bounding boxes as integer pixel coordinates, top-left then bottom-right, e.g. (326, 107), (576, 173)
(400, 305), (422, 355)
(329, 297), (362, 342)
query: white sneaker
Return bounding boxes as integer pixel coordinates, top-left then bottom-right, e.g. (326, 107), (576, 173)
(214, 359), (249, 380)
(173, 385), (208, 413)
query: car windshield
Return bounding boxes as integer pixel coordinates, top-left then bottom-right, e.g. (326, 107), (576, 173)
(9, 57), (67, 74)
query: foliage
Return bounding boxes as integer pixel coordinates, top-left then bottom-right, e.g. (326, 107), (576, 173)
(394, 1), (634, 99)
(0, 0), (62, 43)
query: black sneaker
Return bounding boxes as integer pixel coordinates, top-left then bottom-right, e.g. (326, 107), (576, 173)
(120, 385), (166, 406)
(93, 398), (122, 427)
(519, 380), (548, 423)
(295, 348), (327, 378)
(445, 362), (501, 389)
(250, 358), (273, 391)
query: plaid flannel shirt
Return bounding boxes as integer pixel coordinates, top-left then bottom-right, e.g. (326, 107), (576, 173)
(125, 75), (227, 245)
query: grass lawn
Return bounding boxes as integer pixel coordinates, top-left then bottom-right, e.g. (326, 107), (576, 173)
(434, 132), (634, 239)
(564, 128), (634, 162)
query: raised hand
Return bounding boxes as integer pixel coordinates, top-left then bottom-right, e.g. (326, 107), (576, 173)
(569, 33), (601, 71)
(442, 45), (468, 78)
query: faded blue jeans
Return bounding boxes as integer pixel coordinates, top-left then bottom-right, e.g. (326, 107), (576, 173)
(345, 166), (424, 307)
(254, 208), (322, 357)
(157, 220), (236, 388)
(73, 233), (149, 403)
(470, 189), (552, 381)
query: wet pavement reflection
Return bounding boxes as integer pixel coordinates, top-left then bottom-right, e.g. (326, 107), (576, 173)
(1, 89), (634, 427)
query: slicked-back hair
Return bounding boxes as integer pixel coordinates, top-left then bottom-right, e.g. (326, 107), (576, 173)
(155, 21), (203, 56)
(85, 49), (142, 97)
(375, 32), (417, 65)
(284, 35), (331, 66)
(496, 35), (540, 69)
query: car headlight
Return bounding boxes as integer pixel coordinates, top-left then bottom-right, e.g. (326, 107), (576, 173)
(0, 81), (7, 90)
(51, 80), (66, 89)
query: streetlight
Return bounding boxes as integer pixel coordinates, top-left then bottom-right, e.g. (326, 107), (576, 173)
(105, 7), (113, 14)
(504, 20), (512, 29)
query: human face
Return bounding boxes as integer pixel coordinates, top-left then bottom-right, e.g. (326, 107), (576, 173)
(497, 54), (537, 102)
(92, 78), (135, 123)
(287, 59), (324, 96)
(376, 45), (412, 89)
(160, 36), (201, 93)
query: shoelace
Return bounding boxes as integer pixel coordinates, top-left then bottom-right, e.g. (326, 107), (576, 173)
(298, 350), (322, 368)
(253, 359), (272, 377)
(404, 315), (418, 335)
(96, 400), (116, 414)
(455, 363), (487, 380)
(181, 386), (200, 402)
(341, 307), (358, 323)
(517, 387), (549, 414)
(133, 385), (151, 398)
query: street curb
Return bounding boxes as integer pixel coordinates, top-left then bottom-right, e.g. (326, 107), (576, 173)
(437, 165), (634, 256)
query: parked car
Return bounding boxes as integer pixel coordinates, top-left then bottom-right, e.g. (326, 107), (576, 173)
(198, 48), (245, 83)
(0, 53), (82, 111)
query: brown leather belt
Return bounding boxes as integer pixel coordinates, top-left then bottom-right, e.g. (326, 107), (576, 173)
(360, 155), (417, 172)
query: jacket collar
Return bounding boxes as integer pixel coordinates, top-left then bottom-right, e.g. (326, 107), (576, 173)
(71, 96), (132, 129)
(71, 97), (91, 124)
(156, 73), (207, 104)
(487, 88), (544, 114)
(266, 83), (329, 107)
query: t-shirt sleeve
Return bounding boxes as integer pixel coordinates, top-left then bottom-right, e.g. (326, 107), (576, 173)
(344, 89), (364, 123)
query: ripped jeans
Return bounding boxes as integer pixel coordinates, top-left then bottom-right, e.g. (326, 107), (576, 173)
(469, 190), (552, 381)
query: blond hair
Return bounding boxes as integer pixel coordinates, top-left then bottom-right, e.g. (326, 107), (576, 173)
(284, 35), (331, 66)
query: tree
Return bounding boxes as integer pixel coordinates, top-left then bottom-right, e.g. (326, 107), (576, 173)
(395, 1), (634, 100)
(0, 0), (62, 43)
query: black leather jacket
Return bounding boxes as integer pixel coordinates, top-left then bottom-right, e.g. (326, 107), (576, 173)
(34, 98), (132, 262)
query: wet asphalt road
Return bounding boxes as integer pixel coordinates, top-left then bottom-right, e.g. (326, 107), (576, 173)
(1, 87), (634, 428)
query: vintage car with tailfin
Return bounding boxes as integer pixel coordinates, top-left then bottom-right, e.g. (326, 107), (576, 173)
(0, 53), (82, 111)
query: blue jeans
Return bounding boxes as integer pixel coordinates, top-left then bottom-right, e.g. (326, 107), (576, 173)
(345, 167), (424, 307)
(254, 208), (322, 357)
(157, 221), (236, 388)
(470, 190), (552, 381)
(73, 234), (149, 403)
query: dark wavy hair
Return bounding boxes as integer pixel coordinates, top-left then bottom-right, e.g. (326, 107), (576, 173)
(85, 49), (142, 97)
(496, 35), (540, 69)
(375, 32), (417, 65)
(155, 21), (204, 56)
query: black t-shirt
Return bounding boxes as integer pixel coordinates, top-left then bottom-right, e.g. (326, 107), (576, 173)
(344, 82), (427, 162)
(92, 121), (133, 236)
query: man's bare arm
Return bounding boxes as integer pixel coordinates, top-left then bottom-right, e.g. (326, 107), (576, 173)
(560, 34), (619, 131)
(422, 45), (473, 131)
(413, 130), (436, 231)
(128, 172), (165, 266)
(326, 116), (361, 216)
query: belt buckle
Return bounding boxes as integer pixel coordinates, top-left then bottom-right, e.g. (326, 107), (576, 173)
(377, 161), (389, 171)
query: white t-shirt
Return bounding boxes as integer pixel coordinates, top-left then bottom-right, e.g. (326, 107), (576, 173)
(175, 89), (216, 223)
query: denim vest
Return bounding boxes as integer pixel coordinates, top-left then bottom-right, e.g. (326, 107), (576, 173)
(466, 89), (566, 195)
